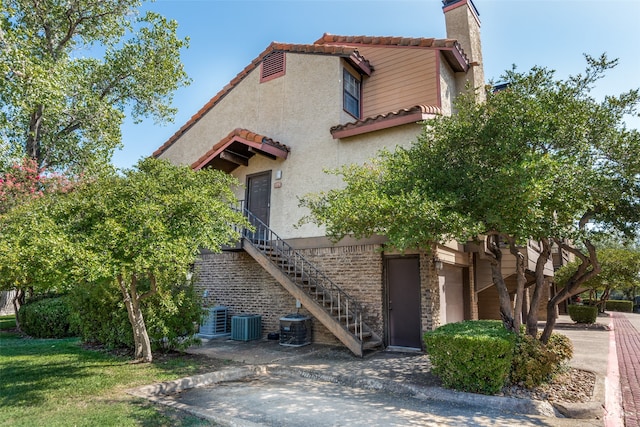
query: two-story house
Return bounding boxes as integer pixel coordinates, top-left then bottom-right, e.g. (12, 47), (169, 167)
(154, 0), (555, 356)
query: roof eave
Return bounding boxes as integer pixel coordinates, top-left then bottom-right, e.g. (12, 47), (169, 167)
(331, 111), (440, 139)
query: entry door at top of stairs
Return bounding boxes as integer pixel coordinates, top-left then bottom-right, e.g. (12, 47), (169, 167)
(246, 171), (271, 233)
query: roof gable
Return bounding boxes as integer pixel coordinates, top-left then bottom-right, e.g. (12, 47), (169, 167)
(153, 34), (470, 159)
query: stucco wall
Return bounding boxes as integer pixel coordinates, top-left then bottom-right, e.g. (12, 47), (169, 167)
(439, 264), (465, 324)
(161, 51), (441, 241)
(439, 56), (457, 116)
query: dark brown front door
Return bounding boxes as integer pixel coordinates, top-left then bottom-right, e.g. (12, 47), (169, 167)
(386, 256), (421, 348)
(246, 171), (271, 225)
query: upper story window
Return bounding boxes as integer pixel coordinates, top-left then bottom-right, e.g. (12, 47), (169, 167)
(343, 68), (361, 118)
(261, 51), (286, 83)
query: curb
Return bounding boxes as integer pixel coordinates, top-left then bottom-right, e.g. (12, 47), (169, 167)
(604, 314), (624, 427)
(129, 363), (600, 420)
(127, 366), (267, 427)
(268, 365), (558, 418)
(126, 365), (264, 398)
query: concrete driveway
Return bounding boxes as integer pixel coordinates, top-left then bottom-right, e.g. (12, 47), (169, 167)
(128, 315), (622, 426)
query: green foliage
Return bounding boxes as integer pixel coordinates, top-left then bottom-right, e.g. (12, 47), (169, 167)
(424, 321), (516, 394)
(568, 304), (599, 323)
(56, 158), (247, 282)
(143, 281), (204, 351)
(1, 158), (248, 360)
(605, 300), (634, 312)
(17, 296), (76, 338)
(0, 158), (73, 215)
(0, 0), (190, 174)
(301, 55), (640, 342)
(68, 279), (204, 351)
(67, 280), (134, 349)
(556, 247), (640, 299)
(0, 196), (77, 293)
(510, 333), (573, 388)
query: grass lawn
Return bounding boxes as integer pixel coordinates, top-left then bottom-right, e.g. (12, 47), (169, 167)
(0, 315), (232, 426)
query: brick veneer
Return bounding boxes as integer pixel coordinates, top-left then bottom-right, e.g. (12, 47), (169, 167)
(194, 244), (438, 348)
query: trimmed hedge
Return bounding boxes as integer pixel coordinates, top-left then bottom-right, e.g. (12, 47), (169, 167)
(568, 304), (598, 323)
(18, 296), (76, 338)
(580, 299), (635, 313)
(605, 300), (634, 312)
(424, 320), (516, 394)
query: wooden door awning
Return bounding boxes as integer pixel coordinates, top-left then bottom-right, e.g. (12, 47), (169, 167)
(192, 128), (290, 173)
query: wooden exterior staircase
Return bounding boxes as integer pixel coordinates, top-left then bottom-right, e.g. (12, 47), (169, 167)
(240, 209), (383, 357)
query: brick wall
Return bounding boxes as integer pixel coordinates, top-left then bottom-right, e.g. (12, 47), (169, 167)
(196, 251), (299, 339)
(298, 244), (384, 338)
(195, 244), (439, 348)
(420, 252), (439, 332)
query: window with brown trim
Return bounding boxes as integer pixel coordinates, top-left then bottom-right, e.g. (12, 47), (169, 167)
(261, 51), (286, 82)
(343, 68), (361, 118)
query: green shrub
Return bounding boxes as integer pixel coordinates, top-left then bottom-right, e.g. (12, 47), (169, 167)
(68, 280), (134, 349)
(143, 281), (204, 351)
(568, 304), (598, 323)
(424, 320), (516, 394)
(510, 332), (574, 388)
(68, 279), (203, 352)
(18, 296), (76, 338)
(605, 300), (634, 312)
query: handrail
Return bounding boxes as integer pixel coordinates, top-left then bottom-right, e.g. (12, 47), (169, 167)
(238, 205), (365, 344)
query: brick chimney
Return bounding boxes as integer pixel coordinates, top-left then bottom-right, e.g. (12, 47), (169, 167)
(442, 0), (485, 100)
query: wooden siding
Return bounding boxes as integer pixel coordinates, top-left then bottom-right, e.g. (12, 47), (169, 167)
(357, 46), (438, 118)
(477, 275), (551, 321)
(527, 240), (554, 276)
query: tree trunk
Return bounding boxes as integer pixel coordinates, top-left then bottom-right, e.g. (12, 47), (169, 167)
(12, 288), (25, 330)
(508, 238), (526, 334)
(26, 105), (44, 166)
(488, 235), (516, 333)
(598, 286), (611, 313)
(526, 238), (551, 337)
(540, 238), (601, 343)
(118, 274), (153, 362)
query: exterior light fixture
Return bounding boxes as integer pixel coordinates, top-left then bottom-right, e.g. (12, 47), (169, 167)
(433, 257), (444, 271)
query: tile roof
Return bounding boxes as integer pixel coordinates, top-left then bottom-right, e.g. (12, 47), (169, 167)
(191, 128), (289, 171)
(316, 33), (461, 50)
(153, 34), (469, 158)
(330, 105), (442, 139)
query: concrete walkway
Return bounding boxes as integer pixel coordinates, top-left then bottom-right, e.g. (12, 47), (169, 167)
(127, 313), (640, 426)
(611, 312), (640, 427)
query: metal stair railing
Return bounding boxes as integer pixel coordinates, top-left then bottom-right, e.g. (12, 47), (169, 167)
(240, 207), (366, 344)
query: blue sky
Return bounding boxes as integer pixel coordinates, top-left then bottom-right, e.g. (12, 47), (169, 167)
(113, 0), (640, 169)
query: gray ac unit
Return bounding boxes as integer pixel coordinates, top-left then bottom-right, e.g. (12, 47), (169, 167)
(231, 314), (262, 341)
(197, 306), (230, 339)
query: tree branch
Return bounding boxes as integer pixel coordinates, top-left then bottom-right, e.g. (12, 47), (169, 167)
(139, 272), (158, 300)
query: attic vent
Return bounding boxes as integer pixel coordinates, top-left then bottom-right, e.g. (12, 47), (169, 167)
(261, 51), (286, 82)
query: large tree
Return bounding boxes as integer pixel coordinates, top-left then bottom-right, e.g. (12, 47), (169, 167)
(0, 159), (248, 361)
(301, 55), (640, 342)
(556, 246), (640, 310)
(0, 0), (190, 174)
(0, 158), (74, 321)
